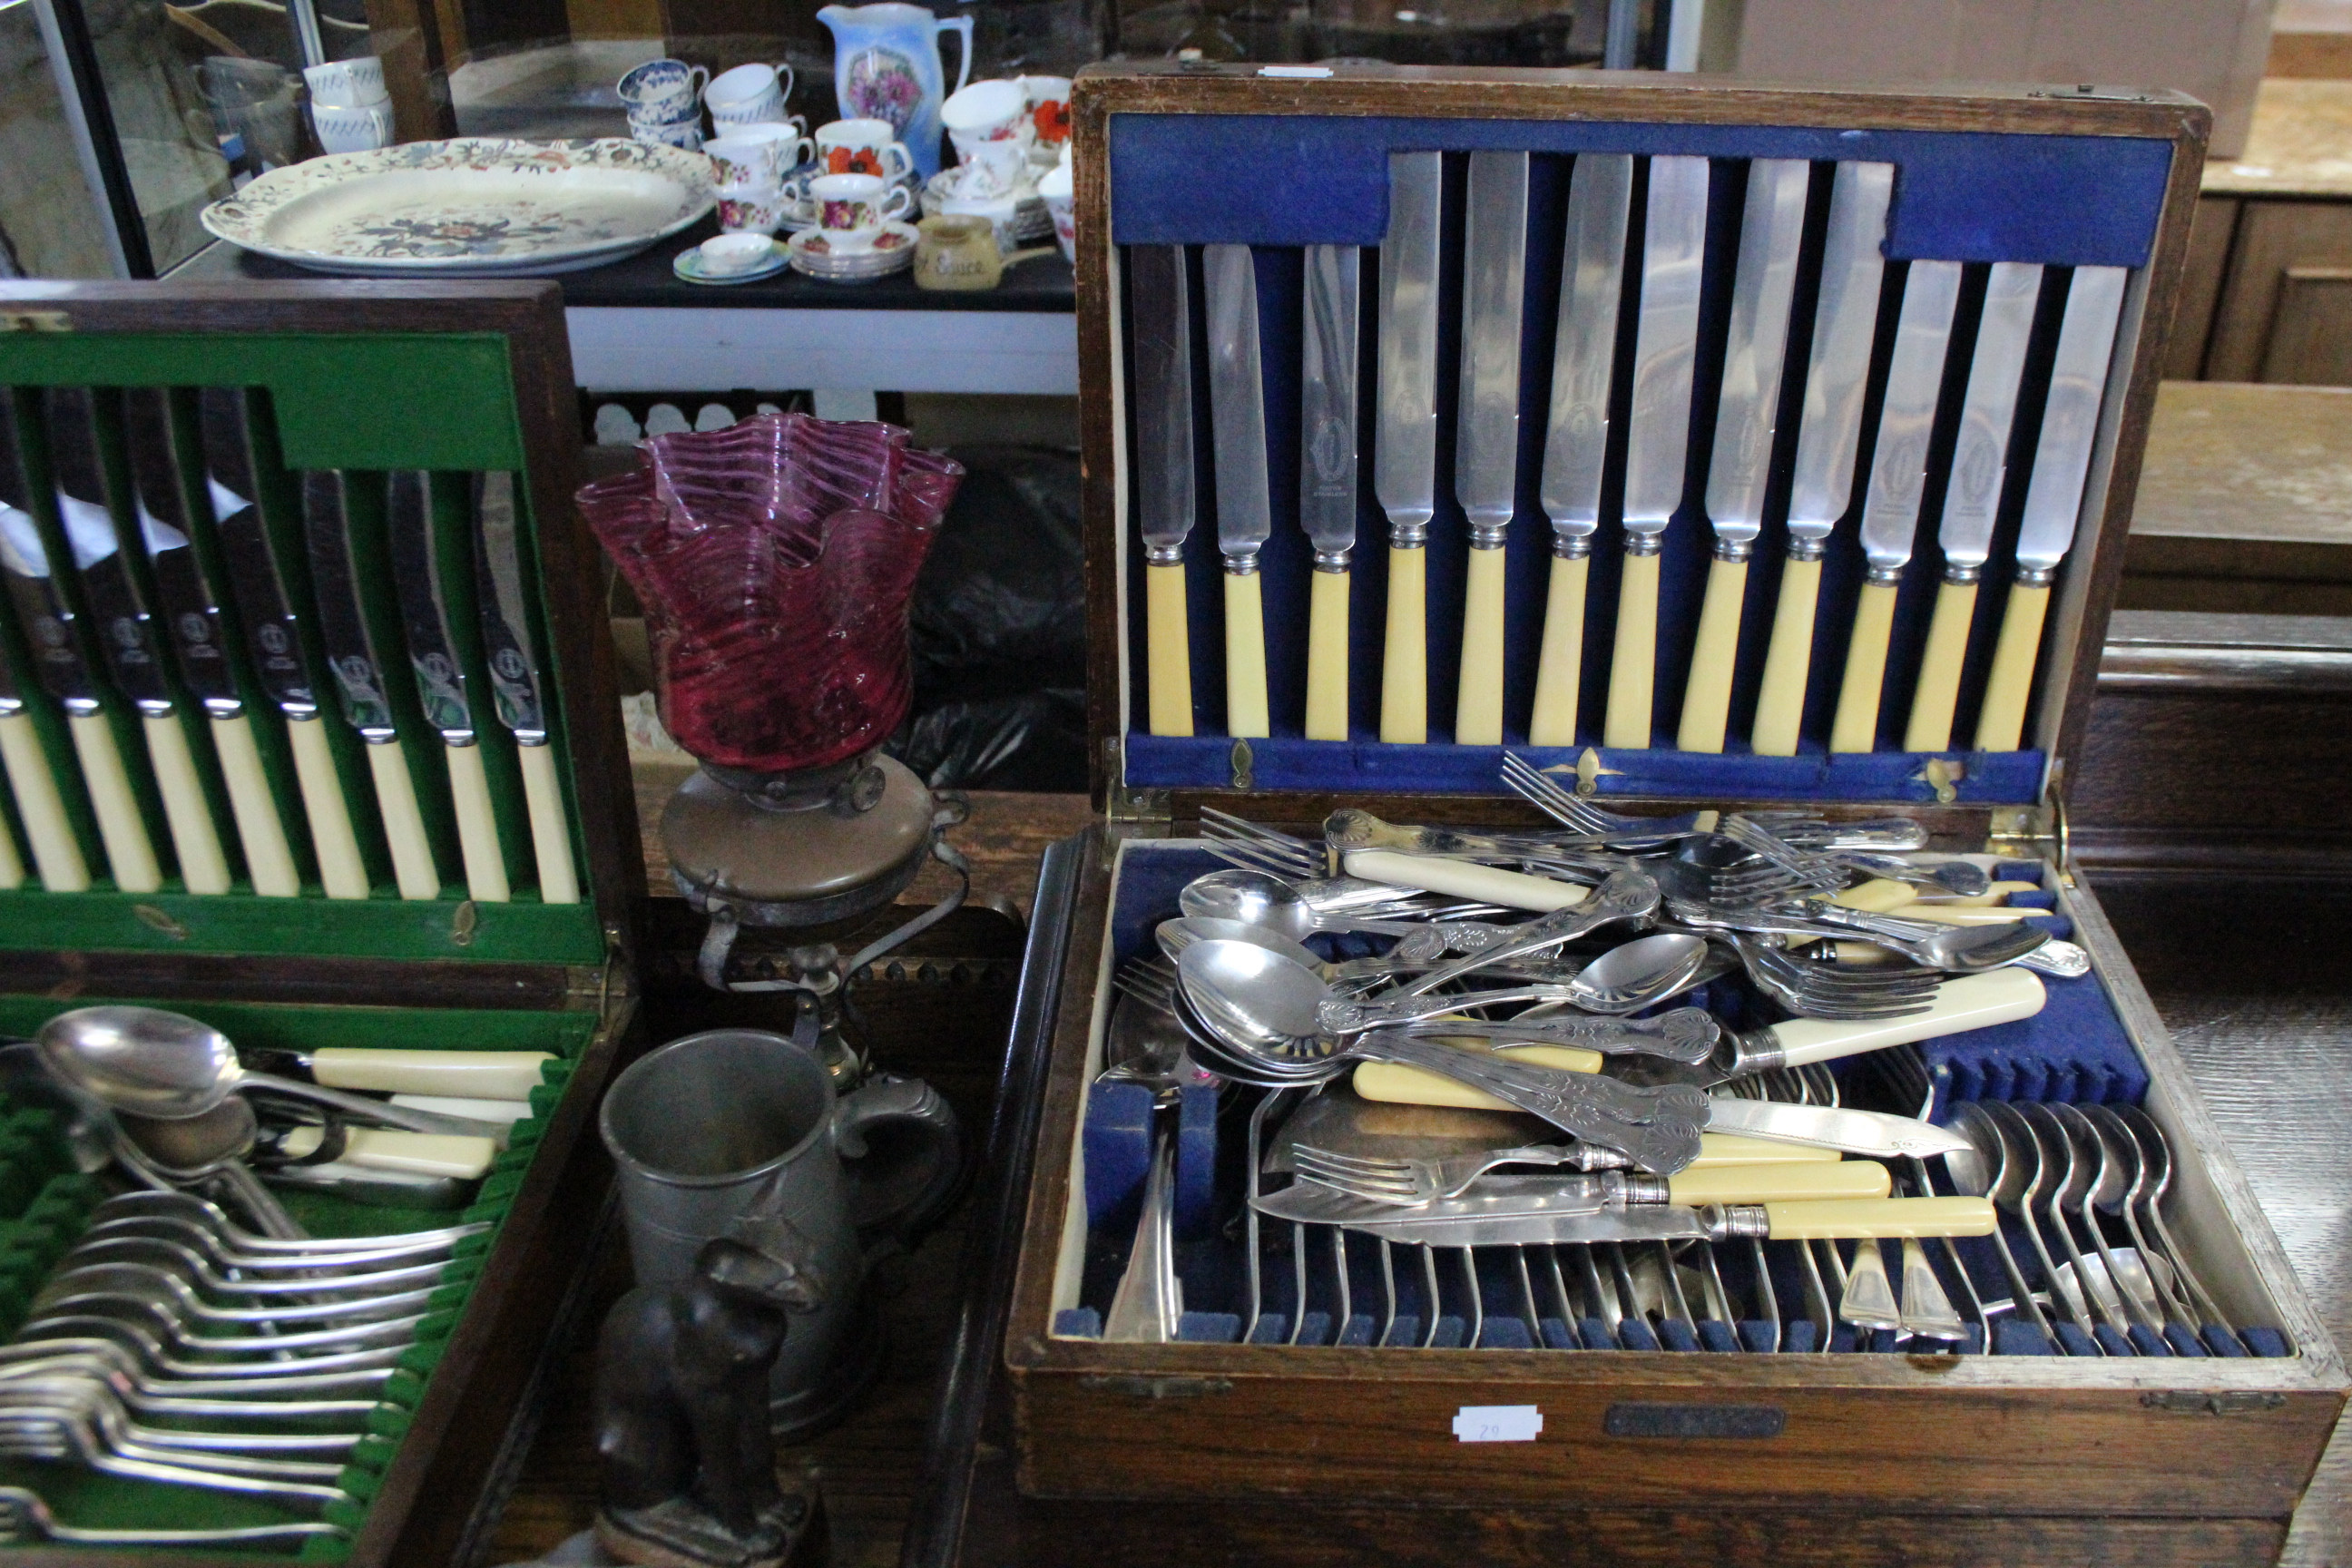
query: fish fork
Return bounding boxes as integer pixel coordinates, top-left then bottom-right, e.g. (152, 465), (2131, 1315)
(1289, 1142), (1590, 1205)
(1199, 808), (1335, 881)
(1500, 753), (1712, 838)
(1727, 934), (1939, 1021)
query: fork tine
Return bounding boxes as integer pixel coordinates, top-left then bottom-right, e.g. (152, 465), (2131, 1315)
(1288, 1147), (1409, 1175)
(1201, 838), (1316, 881)
(1200, 808), (1328, 879)
(1500, 753), (1593, 828)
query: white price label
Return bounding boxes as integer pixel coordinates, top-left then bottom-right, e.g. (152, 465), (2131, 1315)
(1453, 1405), (1542, 1443)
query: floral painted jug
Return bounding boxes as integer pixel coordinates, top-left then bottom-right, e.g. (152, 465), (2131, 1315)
(817, 3), (974, 180)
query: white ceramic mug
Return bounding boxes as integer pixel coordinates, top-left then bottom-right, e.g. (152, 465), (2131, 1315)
(940, 78), (1026, 142)
(617, 58), (708, 121)
(813, 118), (914, 181)
(312, 100), (396, 153)
(811, 172), (913, 252)
(706, 62), (795, 122)
(303, 56), (387, 109)
(706, 124), (805, 188)
(949, 135), (1025, 200)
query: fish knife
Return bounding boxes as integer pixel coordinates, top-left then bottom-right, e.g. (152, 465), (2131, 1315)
(1602, 155), (1709, 750)
(1129, 245), (1197, 738)
(1280, 1193), (1995, 1247)
(1827, 260), (1963, 753)
(474, 471), (579, 903)
(1375, 152), (1441, 744)
(1299, 243), (1360, 742)
(1903, 261), (2043, 753)
(1677, 158), (1808, 753)
(1751, 162), (1896, 756)
(1974, 265), (2129, 752)
(1453, 150), (1528, 745)
(1204, 243), (1271, 739)
(1256, 1161), (1891, 1220)
(1529, 152), (1632, 747)
(0, 397), (91, 891)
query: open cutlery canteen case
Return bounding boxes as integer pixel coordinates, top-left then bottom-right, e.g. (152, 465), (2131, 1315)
(0, 280), (641, 1565)
(977, 63), (2352, 1566)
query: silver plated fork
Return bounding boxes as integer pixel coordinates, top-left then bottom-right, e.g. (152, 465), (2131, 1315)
(1289, 1142), (1588, 1206)
(0, 1485), (344, 1548)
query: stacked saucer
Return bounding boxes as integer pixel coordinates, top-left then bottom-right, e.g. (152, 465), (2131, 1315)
(786, 222), (917, 282)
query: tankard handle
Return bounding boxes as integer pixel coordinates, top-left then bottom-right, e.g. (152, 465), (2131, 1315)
(836, 1073), (963, 1246)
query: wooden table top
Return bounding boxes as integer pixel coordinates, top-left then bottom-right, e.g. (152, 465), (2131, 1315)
(2204, 77), (2352, 197)
(2135, 382), (2352, 549)
(481, 784), (2352, 1567)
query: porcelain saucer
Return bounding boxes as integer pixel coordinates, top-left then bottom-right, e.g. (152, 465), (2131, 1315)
(673, 239), (789, 285)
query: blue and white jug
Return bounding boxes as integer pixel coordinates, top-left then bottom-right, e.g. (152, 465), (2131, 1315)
(817, 3), (974, 180)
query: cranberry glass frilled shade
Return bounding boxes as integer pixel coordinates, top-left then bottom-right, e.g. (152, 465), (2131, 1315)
(577, 414), (964, 773)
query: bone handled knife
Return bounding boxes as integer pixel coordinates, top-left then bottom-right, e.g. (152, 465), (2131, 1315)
(1531, 152), (1632, 748)
(1203, 243), (1272, 739)
(1453, 151), (1529, 746)
(1292, 1195), (1997, 1248)
(44, 387), (205, 894)
(388, 470), (508, 902)
(1376, 152), (1442, 744)
(1603, 155), (1710, 750)
(0, 397), (91, 891)
(1678, 158), (1808, 754)
(1902, 262), (2043, 753)
(1975, 265), (2129, 752)
(200, 387), (368, 899)
(1751, 162), (1895, 757)
(1827, 260), (1963, 754)
(120, 388), (300, 897)
(474, 472), (579, 903)
(1299, 243), (1359, 741)
(0, 656), (30, 885)
(303, 470), (441, 900)
(1128, 245), (1196, 738)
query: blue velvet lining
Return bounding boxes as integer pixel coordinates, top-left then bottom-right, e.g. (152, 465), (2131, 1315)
(1108, 117), (2173, 267)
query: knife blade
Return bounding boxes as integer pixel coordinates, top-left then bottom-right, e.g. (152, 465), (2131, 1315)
(1452, 151), (1529, 746)
(1375, 151), (1442, 745)
(121, 387), (300, 897)
(387, 469), (508, 903)
(1751, 161), (1896, 757)
(1203, 243), (1271, 740)
(1975, 264), (2128, 752)
(1696, 1095), (1974, 1159)
(1903, 261), (2045, 753)
(0, 397), (88, 892)
(303, 468), (441, 901)
(199, 387), (368, 899)
(1827, 259), (1963, 754)
(1603, 154), (1710, 750)
(1529, 152), (1633, 748)
(1298, 244), (1359, 743)
(1279, 1193), (1994, 1248)
(474, 471), (579, 904)
(1678, 158), (1810, 755)
(0, 652), (26, 888)
(41, 388), (181, 895)
(1128, 244), (1196, 739)
(1257, 1157), (1889, 1223)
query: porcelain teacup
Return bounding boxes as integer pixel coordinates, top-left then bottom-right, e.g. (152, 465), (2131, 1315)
(303, 56), (387, 109)
(618, 58), (708, 121)
(810, 172), (913, 251)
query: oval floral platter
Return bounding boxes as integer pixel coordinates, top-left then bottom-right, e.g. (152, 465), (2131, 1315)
(201, 139), (716, 276)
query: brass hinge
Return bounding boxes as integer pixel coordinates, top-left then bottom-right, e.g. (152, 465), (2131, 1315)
(1103, 736), (1171, 831)
(2140, 1391), (2288, 1416)
(1078, 1373), (1233, 1399)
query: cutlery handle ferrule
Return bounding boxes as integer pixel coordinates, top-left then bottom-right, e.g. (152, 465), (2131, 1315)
(1676, 554), (1749, 753)
(1143, 560), (1194, 737)
(288, 713), (368, 898)
(1829, 578), (1900, 753)
(211, 710), (299, 897)
(1750, 554), (1822, 757)
(365, 737), (440, 901)
(1305, 564), (1350, 741)
(1902, 577), (1979, 752)
(1455, 544), (1508, 745)
(1603, 548), (1661, 748)
(1379, 541), (1426, 743)
(0, 708), (87, 890)
(1528, 551), (1589, 747)
(444, 739), (510, 903)
(69, 710), (161, 893)
(516, 740), (580, 903)
(1974, 579), (2052, 752)
(1222, 570), (1269, 738)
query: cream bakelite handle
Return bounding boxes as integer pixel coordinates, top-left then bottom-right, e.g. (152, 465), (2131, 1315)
(1341, 848), (1590, 911)
(1750, 555), (1820, 758)
(1223, 571), (1269, 739)
(1974, 581), (2050, 753)
(1144, 561), (1193, 738)
(288, 716), (368, 900)
(516, 742), (579, 904)
(1603, 550), (1660, 749)
(0, 710), (87, 891)
(142, 714), (230, 896)
(210, 713), (299, 897)
(1379, 544), (1426, 743)
(68, 713), (160, 893)
(390, 1093), (532, 1124)
(278, 1124), (497, 1181)
(1668, 1159), (1889, 1205)
(1880, 904), (2041, 925)
(1675, 555), (1748, 754)
(1353, 1043), (1602, 1109)
(1828, 579), (1900, 753)
(1829, 878), (1918, 912)
(310, 1047), (551, 1099)
(1759, 1196), (1996, 1240)
(1763, 967), (2045, 1068)
(443, 742), (510, 903)
(0, 804), (19, 888)
(1304, 567), (1349, 741)
(1454, 545), (1507, 746)
(1527, 554), (1588, 748)
(1901, 579), (1978, 753)
(366, 740), (440, 901)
